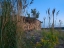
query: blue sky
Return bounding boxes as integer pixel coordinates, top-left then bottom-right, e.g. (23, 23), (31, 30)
(27, 0), (64, 28)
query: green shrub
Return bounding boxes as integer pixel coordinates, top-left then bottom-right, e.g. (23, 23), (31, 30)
(38, 30), (59, 48)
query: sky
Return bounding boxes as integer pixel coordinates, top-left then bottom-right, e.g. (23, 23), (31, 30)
(27, 0), (64, 28)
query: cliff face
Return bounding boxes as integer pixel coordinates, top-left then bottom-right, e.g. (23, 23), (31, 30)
(15, 16), (41, 31)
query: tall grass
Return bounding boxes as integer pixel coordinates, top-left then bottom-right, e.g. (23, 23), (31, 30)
(0, 0), (16, 48)
(0, 0), (34, 48)
(0, 0), (64, 48)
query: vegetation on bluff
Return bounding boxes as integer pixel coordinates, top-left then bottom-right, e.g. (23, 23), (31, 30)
(0, 0), (64, 48)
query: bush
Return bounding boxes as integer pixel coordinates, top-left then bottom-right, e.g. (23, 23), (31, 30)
(35, 30), (59, 48)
